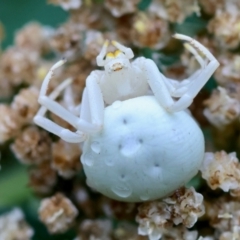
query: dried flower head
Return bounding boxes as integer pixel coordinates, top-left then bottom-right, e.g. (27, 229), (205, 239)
(205, 197), (240, 233)
(198, 0), (224, 15)
(219, 226), (240, 240)
(214, 53), (240, 86)
(11, 126), (52, 165)
(0, 47), (39, 86)
(39, 193), (78, 233)
(0, 69), (14, 98)
(136, 201), (171, 240)
(0, 104), (23, 143)
(101, 198), (138, 221)
(15, 22), (54, 54)
(200, 151), (240, 192)
(208, 9), (240, 49)
(29, 162), (57, 194)
(0, 208), (34, 240)
(52, 139), (81, 179)
(161, 226), (198, 240)
(149, 0), (200, 23)
(104, 0), (140, 17)
(113, 222), (148, 240)
(11, 86), (39, 124)
(131, 12), (170, 50)
(203, 87), (240, 128)
(136, 187), (204, 240)
(48, 0), (82, 10)
(163, 187), (205, 228)
(70, 4), (114, 30)
(76, 219), (112, 240)
(50, 21), (84, 59)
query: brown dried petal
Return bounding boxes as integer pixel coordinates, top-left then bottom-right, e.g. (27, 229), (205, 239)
(203, 87), (240, 128)
(29, 162), (57, 194)
(200, 151), (240, 192)
(11, 86), (39, 124)
(131, 12), (170, 50)
(39, 193), (78, 234)
(50, 21), (84, 59)
(208, 10), (240, 49)
(136, 201), (172, 240)
(0, 105), (22, 143)
(163, 187), (205, 228)
(0, 47), (39, 85)
(11, 126), (52, 165)
(15, 22), (53, 54)
(113, 222), (148, 240)
(214, 53), (240, 86)
(76, 219), (112, 240)
(0, 208), (34, 240)
(52, 139), (81, 179)
(205, 197), (240, 232)
(149, 0), (200, 23)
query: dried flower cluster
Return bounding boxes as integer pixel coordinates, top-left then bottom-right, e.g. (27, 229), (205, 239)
(75, 219), (112, 240)
(136, 187), (205, 240)
(203, 87), (240, 128)
(201, 151), (240, 193)
(0, 208), (34, 240)
(39, 193), (79, 233)
(208, 6), (240, 49)
(2, 0), (240, 239)
(205, 197), (240, 238)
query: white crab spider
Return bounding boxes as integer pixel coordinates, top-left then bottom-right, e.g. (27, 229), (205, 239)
(34, 34), (219, 202)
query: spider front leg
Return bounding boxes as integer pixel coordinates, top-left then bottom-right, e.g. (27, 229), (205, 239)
(140, 34), (219, 112)
(167, 34), (219, 112)
(34, 78), (87, 143)
(34, 60), (105, 143)
(163, 42), (206, 97)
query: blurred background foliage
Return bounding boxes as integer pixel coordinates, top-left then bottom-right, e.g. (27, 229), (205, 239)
(0, 0), (68, 49)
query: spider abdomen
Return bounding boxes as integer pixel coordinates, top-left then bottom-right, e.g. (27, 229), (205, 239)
(81, 95), (204, 202)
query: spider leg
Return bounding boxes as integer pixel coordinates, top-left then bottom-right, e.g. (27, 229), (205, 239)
(34, 79), (86, 143)
(96, 40), (109, 67)
(64, 70), (105, 132)
(162, 35), (215, 98)
(140, 58), (175, 110)
(166, 34), (219, 111)
(39, 59), (66, 96)
(183, 42), (205, 68)
(81, 70), (105, 130)
(62, 85), (80, 115)
(139, 35), (219, 112)
(111, 40), (134, 59)
(37, 61), (104, 136)
(166, 42), (205, 94)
